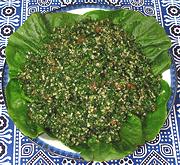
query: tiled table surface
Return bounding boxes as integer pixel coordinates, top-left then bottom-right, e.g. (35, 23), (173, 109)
(0, 0), (180, 165)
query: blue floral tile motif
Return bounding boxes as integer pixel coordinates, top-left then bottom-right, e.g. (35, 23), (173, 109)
(0, 116), (7, 130)
(0, 0), (180, 165)
(167, 5), (180, 17)
(0, 142), (6, 158)
(0, 25), (14, 36)
(2, 6), (16, 17)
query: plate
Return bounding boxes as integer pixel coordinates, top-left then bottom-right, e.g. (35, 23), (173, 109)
(2, 8), (177, 161)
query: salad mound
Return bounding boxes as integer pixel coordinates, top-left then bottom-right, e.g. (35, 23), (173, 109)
(5, 9), (171, 161)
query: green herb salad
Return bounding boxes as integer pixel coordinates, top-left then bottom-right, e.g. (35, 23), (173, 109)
(5, 9), (171, 161)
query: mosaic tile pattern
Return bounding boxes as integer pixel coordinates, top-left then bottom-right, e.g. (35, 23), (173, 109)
(0, 0), (179, 164)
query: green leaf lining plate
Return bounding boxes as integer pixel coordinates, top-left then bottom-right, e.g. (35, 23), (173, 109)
(5, 9), (172, 161)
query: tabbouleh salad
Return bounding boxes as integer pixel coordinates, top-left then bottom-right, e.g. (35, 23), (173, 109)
(18, 19), (162, 146)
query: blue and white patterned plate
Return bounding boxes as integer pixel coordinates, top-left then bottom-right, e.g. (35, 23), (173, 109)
(0, 1), (180, 165)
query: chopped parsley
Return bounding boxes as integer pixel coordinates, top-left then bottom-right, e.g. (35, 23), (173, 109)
(18, 19), (161, 146)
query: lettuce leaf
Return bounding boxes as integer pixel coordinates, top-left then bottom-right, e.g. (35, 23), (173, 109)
(45, 12), (80, 30)
(5, 79), (44, 137)
(142, 80), (171, 141)
(6, 13), (49, 79)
